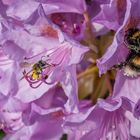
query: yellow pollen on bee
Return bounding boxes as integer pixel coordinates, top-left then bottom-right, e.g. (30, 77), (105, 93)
(31, 69), (40, 80)
(132, 31), (140, 39)
(132, 56), (140, 65)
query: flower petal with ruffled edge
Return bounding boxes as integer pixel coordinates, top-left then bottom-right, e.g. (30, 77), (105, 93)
(4, 0), (39, 21)
(112, 71), (140, 103)
(80, 97), (134, 140)
(35, 0), (86, 14)
(92, 0), (127, 31)
(97, 0), (132, 75)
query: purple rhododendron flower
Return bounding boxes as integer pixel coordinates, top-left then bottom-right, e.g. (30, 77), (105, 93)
(95, 1), (140, 138)
(92, 0), (127, 31)
(65, 97), (136, 140)
(45, 0), (110, 39)
(2, 0), (40, 20)
(35, 0), (87, 14)
(3, 87), (94, 140)
(134, 98), (140, 118)
(0, 9), (89, 114)
(97, 0), (140, 75)
(1, 0), (140, 139)
(49, 13), (85, 40)
(97, 0), (140, 104)
(97, 0), (132, 74)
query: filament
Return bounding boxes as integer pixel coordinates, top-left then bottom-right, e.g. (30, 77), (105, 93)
(22, 44), (71, 88)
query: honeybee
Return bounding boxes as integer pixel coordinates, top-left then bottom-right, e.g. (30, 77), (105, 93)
(21, 59), (48, 81)
(113, 28), (140, 77)
(31, 60), (47, 80)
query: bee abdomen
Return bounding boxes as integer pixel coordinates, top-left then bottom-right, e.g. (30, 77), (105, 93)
(129, 55), (140, 72)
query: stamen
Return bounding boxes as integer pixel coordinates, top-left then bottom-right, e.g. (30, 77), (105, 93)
(50, 13), (82, 36)
(24, 47), (60, 60)
(22, 45), (71, 88)
(22, 59), (55, 88)
(73, 23), (80, 34)
(29, 81), (43, 89)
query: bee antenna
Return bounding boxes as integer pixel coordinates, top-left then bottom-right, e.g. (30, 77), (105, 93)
(41, 56), (46, 61)
(41, 55), (51, 62)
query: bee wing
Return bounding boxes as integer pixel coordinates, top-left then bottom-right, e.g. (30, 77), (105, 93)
(20, 62), (34, 68)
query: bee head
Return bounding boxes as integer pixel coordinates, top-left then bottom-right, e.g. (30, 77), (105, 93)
(124, 28), (140, 53)
(35, 60), (46, 68)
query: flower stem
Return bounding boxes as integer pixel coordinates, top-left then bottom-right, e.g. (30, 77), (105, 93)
(83, 11), (98, 53)
(77, 66), (98, 79)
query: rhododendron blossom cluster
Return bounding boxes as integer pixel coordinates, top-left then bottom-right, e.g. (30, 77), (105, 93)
(1, 0), (140, 140)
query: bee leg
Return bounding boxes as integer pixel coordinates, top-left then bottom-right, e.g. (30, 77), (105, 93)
(113, 61), (127, 69)
(113, 51), (136, 69)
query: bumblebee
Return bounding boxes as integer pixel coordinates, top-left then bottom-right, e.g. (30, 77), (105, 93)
(114, 28), (140, 77)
